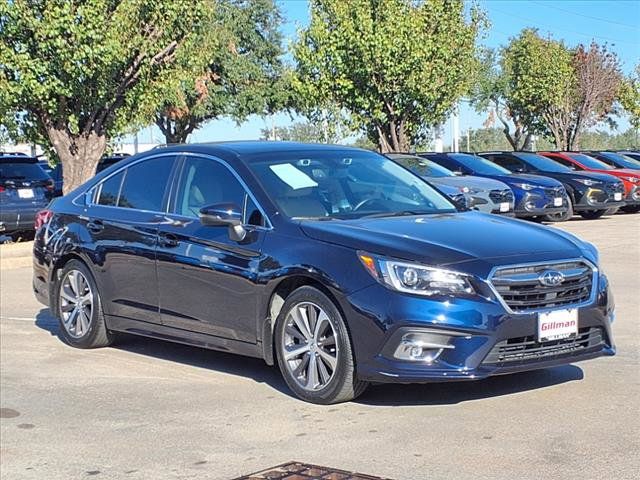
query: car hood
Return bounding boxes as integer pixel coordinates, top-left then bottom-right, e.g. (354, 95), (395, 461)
(300, 212), (587, 268)
(478, 173), (563, 188)
(428, 175), (509, 191)
(537, 170), (621, 184)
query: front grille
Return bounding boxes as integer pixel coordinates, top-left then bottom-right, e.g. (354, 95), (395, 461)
(606, 182), (625, 194)
(490, 260), (594, 312)
(489, 189), (514, 203)
(542, 186), (565, 198)
(482, 327), (604, 365)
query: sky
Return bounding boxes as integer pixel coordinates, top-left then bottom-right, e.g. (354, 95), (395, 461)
(132, 0), (640, 147)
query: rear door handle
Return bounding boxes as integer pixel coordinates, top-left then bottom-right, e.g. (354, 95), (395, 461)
(87, 219), (104, 233)
(158, 232), (179, 248)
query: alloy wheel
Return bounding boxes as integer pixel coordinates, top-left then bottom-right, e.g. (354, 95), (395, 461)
(281, 302), (339, 391)
(59, 270), (94, 339)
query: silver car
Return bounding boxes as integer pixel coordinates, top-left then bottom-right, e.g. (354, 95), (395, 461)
(388, 154), (515, 215)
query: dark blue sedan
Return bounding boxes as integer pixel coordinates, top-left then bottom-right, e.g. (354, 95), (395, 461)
(32, 142), (615, 403)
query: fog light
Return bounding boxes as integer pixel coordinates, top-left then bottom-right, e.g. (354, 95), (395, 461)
(524, 201), (536, 211)
(393, 332), (455, 363)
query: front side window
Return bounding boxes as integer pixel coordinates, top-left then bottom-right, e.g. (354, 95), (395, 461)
(246, 150), (456, 219)
(117, 157), (174, 211)
(173, 156), (263, 225)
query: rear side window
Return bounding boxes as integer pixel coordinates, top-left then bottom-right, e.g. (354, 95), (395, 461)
(98, 171), (125, 206)
(117, 157), (174, 211)
(0, 162), (50, 181)
(488, 155), (523, 172)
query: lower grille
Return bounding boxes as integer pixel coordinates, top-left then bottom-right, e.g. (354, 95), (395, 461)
(489, 189), (514, 203)
(483, 327), (604, 365)
(490, 260), (595, 312)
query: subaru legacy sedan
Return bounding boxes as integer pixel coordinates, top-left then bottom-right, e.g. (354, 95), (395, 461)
(33, 142), (615, 404)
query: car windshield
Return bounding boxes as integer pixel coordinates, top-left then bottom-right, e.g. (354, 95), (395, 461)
(247, 150), (456, 219)
(448, 153), (512, 175)
(566, 153), (613, 170)
(0, 162), (50, 181)
(389, 154), (453, 178)
(598, 152), (640, 169)
(514, 152), (572, 173)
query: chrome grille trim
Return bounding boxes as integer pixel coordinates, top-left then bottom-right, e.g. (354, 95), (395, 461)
(488, 258), (598, 314)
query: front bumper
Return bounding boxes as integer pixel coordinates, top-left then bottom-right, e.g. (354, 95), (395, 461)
(513, 191), (568, 218)
(343, 273), (615, 384)
(574, 187), (626, 211)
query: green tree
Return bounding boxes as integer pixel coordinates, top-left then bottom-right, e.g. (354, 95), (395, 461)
(152, 0), (289, 144)
(620, 65), (640, 129)
(293, 0), (484, 153)
(0, 0), (209, 193)
(460, 127), (512, 152)
(259, 120), (345, 143)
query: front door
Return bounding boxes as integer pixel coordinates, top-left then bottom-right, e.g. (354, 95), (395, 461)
(156, 155), (268, 342)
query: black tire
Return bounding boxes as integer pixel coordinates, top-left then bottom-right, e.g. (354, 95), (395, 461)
(621, 205), (640, 214)
(578, 209), (606, 220)
(542, 196), (573, 222)
(54, 259), (113, 349)
(274, 286), (368, 404)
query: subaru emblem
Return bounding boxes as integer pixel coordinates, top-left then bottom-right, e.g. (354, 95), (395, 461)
(539, 270), (564, 287)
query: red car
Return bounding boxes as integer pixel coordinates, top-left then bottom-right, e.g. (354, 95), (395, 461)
(539, 151), (640, 214)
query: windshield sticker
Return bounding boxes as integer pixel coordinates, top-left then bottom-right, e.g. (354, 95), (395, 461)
(269, 163), (318, 190)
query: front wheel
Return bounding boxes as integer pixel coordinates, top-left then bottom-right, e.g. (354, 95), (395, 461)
(274, 286), (368, 404)
(55, 260), (113, 348)
(578, 209), (606, 220)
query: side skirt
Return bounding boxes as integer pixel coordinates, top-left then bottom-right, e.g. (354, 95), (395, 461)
(105, 315), (265, 361)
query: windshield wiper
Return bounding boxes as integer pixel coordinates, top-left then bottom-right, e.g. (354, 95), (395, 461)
(361, 210), (431, 219)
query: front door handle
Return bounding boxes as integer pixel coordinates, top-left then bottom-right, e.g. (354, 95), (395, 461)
(158, 233), (179, 248)
(87, 219), (104, 233)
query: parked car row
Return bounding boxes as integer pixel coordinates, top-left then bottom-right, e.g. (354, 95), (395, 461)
(32, 142), (617, 404)
(387, 150), (639, 221)
(1, 152), (130, 237)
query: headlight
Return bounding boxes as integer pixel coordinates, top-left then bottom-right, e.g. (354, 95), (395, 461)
(460, 186), (470, 193)
(623, 176), (640, 183)
(575, 178), (601, 186)
(358, 253), (476, 296)
(513, 182), (536, 191)
(466, 187), (481, 194)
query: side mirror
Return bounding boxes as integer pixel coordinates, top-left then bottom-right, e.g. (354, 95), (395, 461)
(199, 203), (246, 242)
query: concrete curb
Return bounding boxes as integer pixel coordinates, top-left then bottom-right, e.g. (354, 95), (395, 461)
(0, 241), (33, 270)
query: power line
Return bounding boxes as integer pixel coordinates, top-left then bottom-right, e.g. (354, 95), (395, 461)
(488, 4), (640, 46)
(530, 1), (640, 30)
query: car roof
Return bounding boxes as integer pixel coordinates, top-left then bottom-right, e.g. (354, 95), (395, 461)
(0, 154), (39, 164)
(151, 141), (369, 161)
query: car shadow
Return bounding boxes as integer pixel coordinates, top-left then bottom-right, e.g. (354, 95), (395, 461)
(34, 308), (291, 396)
(35, 309), (584, 406)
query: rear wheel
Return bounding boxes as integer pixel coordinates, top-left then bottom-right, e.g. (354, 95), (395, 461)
(542, 196), (573, 222)
(621, 205), (640, 214)
(578, 209), (606, 220)
(55, 260), (113, 348)
(275, 286), (368, 404)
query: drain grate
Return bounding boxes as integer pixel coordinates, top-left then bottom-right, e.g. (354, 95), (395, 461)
(234, 461), (394, 480)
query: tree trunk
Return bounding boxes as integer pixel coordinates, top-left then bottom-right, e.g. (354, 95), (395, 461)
(46, 127), (107, 194)
(375, 119), (410, 153)
(156, 114), (195, 144)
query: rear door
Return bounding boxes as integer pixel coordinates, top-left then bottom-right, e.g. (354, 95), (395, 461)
(156, 154), (268, 342)
(86, 154), (179, 324)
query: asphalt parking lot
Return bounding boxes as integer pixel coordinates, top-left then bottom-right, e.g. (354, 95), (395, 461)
(1, 215), (639, 480)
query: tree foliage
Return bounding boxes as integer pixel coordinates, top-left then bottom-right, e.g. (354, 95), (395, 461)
(472, 30), (625, 151)
(0, 0), (210, 192)
(620, 65), (640, 129)
(151, 0), (289, 144)
(293, 0), (484, 153)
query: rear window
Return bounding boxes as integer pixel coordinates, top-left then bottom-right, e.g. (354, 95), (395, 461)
(0, 163), (50, 181)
